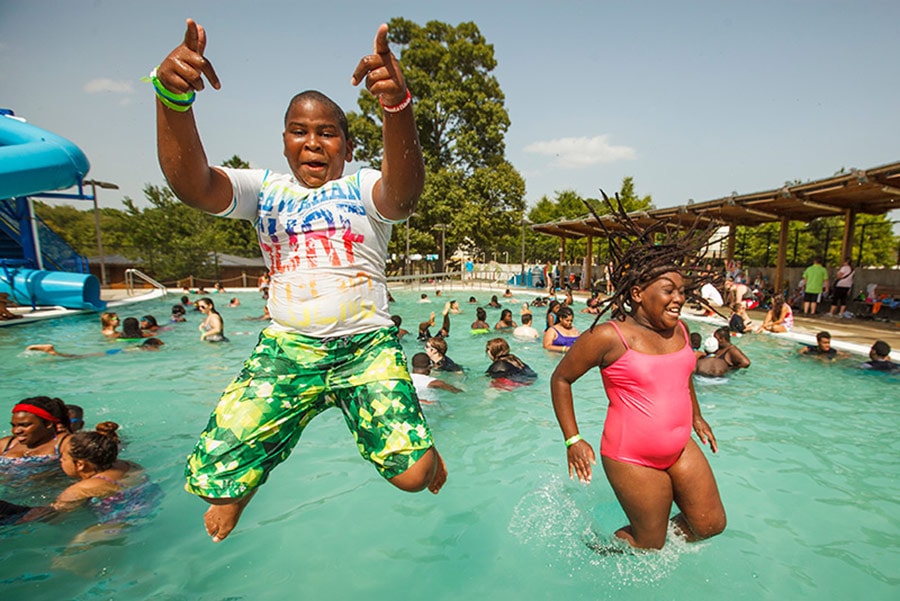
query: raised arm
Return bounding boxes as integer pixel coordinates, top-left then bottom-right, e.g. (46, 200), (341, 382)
(351, 24), (425, 221)
(155, 19), (232, 213)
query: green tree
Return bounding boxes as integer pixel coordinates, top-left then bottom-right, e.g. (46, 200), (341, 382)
(735, 213), (896, 268)
(348, 18), (525, 267)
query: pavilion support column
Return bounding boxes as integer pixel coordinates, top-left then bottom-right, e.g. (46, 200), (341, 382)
(583, 236), (593, 289)
(559, 238), (566, 268)
(840, 208), (856, 261)
(774, 215), (790, 294)
(726, 223), (736, 263)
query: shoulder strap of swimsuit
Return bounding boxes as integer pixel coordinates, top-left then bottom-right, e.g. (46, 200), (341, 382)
(54, 433), (69, 454)
(606, 320), (630, 350)
(677, 320), (691, 345)
(1, 437), (13, 454)
(91, 473), (123, 488)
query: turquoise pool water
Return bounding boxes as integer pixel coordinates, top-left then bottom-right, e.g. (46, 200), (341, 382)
(1, 290), (897, 600)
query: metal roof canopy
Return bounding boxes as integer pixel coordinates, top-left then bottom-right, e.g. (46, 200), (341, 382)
(531, 160), (900, 240)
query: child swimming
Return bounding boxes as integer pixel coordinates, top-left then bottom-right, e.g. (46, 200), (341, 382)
(0, 422), (161, 526)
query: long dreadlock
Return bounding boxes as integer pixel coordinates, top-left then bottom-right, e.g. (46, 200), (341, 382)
(585, 190), (726, 330)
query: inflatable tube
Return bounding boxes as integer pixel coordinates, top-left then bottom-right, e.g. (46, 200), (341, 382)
(0, 111), (90, 199)
(0, 268), (106, 311)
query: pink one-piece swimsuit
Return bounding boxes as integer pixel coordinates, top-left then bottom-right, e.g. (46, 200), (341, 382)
(600, 320), (696, 470)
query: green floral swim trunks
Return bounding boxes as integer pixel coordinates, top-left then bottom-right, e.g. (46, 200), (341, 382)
(184, 326), (433, 499)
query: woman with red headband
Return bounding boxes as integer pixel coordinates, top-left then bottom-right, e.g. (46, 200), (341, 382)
(0, 396), (71, 475)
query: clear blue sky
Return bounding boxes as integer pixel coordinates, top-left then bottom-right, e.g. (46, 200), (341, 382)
(2, 0), (898, 222)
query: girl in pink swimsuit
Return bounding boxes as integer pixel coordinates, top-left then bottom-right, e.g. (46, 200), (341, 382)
(550, 198), (727, 551)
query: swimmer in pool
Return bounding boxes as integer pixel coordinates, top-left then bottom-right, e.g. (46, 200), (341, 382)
(550, 193), (726, 550)
(470, 307), (490, 332)
(695, 327), (751, 377)
(0, 397), (71, 478)
(1, 422), (160, 526)
(26, 338), (164, 358)
(797, 330), (849, 361)
(197, 298), (229, 342)
(542, 305), (580, 353)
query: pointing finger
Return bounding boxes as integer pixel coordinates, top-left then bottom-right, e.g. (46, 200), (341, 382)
(373, 23), (390, 55)
(183, 18), (201, 53)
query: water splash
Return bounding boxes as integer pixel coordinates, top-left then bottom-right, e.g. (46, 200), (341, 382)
(508, 474), (706, 585)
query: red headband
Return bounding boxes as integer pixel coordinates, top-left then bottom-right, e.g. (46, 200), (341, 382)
(12, 403), (61, 423)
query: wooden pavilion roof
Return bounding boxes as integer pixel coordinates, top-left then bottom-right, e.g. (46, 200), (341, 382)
(530, 160), (900, 239)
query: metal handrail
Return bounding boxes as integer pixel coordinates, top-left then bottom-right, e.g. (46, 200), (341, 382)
(124, 268), (167, 296)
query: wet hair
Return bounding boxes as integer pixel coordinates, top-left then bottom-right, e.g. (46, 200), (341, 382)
(390, 315), (403, 327)
(714, 326), (731, 341)
(66, 404), (84, 420)
(690, 332), (702, 349)
(141, 337), (164, 349)
(13, 396), (71, 431)
(428, 337), (447, 355)
(141, 315), (158, 328)
(499, 308), (513, 322)
(485, 338), (511, 360)
(68, 422), (120, 471)
(816, 330), (832, 342)
(411, 352), (431, 370)
(872, 340), (891, 357)
(582, 190), (724, 329)
(120, 317), (144, 338)
(521, 313), (533, 325)
(172, 304), (186, 315)
(557, 305), (574, 320)
(285, 90), (349, 140)
(476, 307), (487, 321)
(100, 312), (118, 328)
(197, 297), (216, 311)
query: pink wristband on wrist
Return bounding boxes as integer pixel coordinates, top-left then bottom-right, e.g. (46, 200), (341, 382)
(380, 89), (412, 113)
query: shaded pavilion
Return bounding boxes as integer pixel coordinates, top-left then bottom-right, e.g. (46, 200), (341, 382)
(530, 160), (900, 292)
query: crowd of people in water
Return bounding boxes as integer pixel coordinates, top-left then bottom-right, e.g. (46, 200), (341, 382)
(5, 278), (894, 535)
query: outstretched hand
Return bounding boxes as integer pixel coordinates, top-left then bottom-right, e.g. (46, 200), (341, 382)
(351, 23), (407, 105)
(567, 440), (596, 484)
(157, 18), (221, 96)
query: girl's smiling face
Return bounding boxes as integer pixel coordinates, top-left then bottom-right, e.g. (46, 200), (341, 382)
(634, 271), (685, 329)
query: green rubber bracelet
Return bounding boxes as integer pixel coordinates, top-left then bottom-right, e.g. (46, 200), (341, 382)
(565, 434), (583, 448)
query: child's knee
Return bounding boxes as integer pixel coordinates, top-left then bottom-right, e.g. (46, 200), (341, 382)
(388, 448), (436, 492)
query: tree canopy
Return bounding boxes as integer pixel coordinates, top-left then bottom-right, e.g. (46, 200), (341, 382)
(348, 18), (525, 268)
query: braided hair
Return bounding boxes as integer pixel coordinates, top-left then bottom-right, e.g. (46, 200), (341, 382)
(585, 190), (726, 330)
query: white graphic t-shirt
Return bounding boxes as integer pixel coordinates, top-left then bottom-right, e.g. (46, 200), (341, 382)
(217, 167), (396, 338)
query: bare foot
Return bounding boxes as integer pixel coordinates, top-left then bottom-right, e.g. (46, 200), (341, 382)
(203, 492), (255, 543)
(428, 448), (447, 494)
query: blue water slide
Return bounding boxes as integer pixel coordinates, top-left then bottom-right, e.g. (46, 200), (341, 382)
(0, 110), (90, 200)
(0, 266), (106, 310)
(0, 110), (104, 310)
